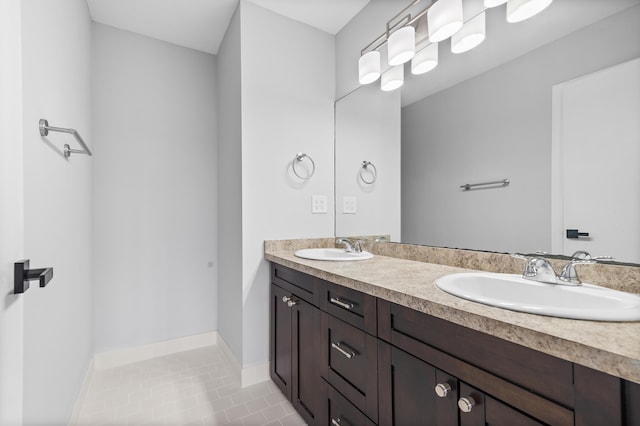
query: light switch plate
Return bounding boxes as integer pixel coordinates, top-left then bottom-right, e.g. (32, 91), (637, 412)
(312, 195), (328, 214)
(343, 196), (357, 214)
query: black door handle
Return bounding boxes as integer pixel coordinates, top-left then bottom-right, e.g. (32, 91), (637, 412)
(566, 229), (590, 239)
(14, 260), (54, 294)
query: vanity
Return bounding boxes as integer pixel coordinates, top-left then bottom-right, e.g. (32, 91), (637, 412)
(265, 240), (640, 426)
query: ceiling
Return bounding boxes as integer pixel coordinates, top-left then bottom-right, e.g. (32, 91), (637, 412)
(85, 0), (370, 55)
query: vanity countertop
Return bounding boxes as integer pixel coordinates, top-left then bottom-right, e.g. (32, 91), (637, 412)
(265, 249), (640, 384)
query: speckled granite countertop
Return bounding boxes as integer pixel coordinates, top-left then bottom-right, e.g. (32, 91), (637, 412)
(265, 248), (640, 384)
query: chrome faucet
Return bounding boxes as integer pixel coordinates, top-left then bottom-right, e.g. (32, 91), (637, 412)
(511, 251), (610, 286)
(512, 255), (559, 284)
(336, 238), (362, 253)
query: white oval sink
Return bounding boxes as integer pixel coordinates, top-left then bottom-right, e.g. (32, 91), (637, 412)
(294, 248), (373, 261)
(435, 272), (640, 321)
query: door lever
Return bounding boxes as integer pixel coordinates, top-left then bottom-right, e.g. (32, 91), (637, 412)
(566, 229), (590, 239)
(14, 259), (54, 294)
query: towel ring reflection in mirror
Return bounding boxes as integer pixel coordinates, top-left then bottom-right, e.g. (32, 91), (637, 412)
(360, 161), (377, 184)
(292, 153), (315, 180)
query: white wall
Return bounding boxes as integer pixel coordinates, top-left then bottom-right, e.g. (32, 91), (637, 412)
(0, 1), (24, 424)
(20, 0), (93, 423)
(240, 1), (335, 367)
(92, 23), (218, 353)
(401, 5), (640, 254)
(335, 84), (401, 240)
(216, 6), (244, 362)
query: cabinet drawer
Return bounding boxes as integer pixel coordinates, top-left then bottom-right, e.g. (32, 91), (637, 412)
(378, 300), (574, 408)
(322, 281), (377, 335)
(322, 381), (376, 426)
(271, 264), (319, 306)
(321, 313), (378, 423)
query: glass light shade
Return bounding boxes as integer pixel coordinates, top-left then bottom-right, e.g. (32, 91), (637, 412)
(506, 0), (553, 23)
(358, 50), (381, 84)
(451, 12), (486, 54)
(387, 26), (416, 66)
(427, 0), (464, 42)
(412, 43), (438, 75)
(381, 65), (404, 91)
(484, 0), (508, 7)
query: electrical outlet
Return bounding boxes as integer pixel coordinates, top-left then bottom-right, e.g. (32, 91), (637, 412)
(312, 195), (328, 214)
(343, 196), (357, 214)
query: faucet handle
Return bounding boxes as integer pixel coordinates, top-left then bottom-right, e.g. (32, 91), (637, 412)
(559, 259), (595, 285)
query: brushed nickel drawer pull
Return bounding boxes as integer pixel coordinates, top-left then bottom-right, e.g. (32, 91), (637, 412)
(332, 417), (351, 426)
(331, 342), (357, 359)
(330, 297), (354, 310)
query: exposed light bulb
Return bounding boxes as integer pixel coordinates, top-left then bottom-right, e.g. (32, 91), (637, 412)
(427, 0), (464, 42)
(506, 0), (553, 23)
(412, 43), (438, 75)
(388, 26), (416, 66)
(451, 12), (486, 54)
(358, 50), (381, 84)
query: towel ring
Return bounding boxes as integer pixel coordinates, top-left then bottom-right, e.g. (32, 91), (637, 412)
(360, 161), (377, 184)
(292, 153), (315, 180)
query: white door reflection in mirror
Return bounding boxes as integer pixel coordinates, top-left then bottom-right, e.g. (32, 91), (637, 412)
(552, 58), (640, 263)
(335, 84), (401, 240)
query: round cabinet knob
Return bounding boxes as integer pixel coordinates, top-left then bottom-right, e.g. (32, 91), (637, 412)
(434, 383), (452, 398)
(287, 299), (298, 307)
(458, 397), (476, 413)
(282, 296), (291, 303)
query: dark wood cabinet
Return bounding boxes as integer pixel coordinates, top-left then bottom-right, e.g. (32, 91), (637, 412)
(270, 283), (292, 399)
(270, 265), (322, 425)
(269, 263), (638, 426)
(378, 342), (457, 426)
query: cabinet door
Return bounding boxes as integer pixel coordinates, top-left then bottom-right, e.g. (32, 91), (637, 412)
(379, 342), (457, 426)
(459, 382), (545, 426)
(270, 284), (292, 400)
(292, 297), (320, 425)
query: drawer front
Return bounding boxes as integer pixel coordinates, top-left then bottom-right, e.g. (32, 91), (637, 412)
(378, 300), (574, 409)
(322, 282), (377, 335)
(324, 381), (376, 426)
(271, 264), (319, 306)
(321, 313), (378, 423)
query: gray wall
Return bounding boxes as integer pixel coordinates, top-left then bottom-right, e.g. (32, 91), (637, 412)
(0, 1), (24, 424)
(335, 84), (401, 240)
(20, 0), (93, 423)
(240, 1), (335, 368)
(402, 5), (640, 254)
(216, 5), (244, 362)
(92, 23), (218, 353)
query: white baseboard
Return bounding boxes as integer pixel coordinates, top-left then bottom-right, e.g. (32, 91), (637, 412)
(240, 361), (270, 388)
(215, 333), (270, 388)
(68, 358), (95, 426)
(93, 331), (218, 371)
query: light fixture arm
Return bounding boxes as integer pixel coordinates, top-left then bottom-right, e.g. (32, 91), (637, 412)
(360, 0), (438, 55)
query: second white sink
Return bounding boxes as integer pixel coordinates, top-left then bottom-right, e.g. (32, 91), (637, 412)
(435, 272), (640, 321)
(294, 248), (373, 261)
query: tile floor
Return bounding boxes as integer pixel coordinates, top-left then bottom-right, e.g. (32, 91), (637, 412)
(73, 345), (306, 426)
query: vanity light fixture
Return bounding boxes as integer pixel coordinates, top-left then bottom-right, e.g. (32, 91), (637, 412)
(451, 11), (486, 54)
(357, 0), (554, 90)
(358, 50), (381, 84)
(427, 0), (464, 42)
(388, 26), (416, 66)
(412, 42), (438, 75)
(484, 0), (508, 7)
(506, 0), (553, 23)
(381, 65), (404, 91)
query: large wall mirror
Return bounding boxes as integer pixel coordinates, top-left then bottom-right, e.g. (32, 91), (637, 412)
(335, 0), (640, 264)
